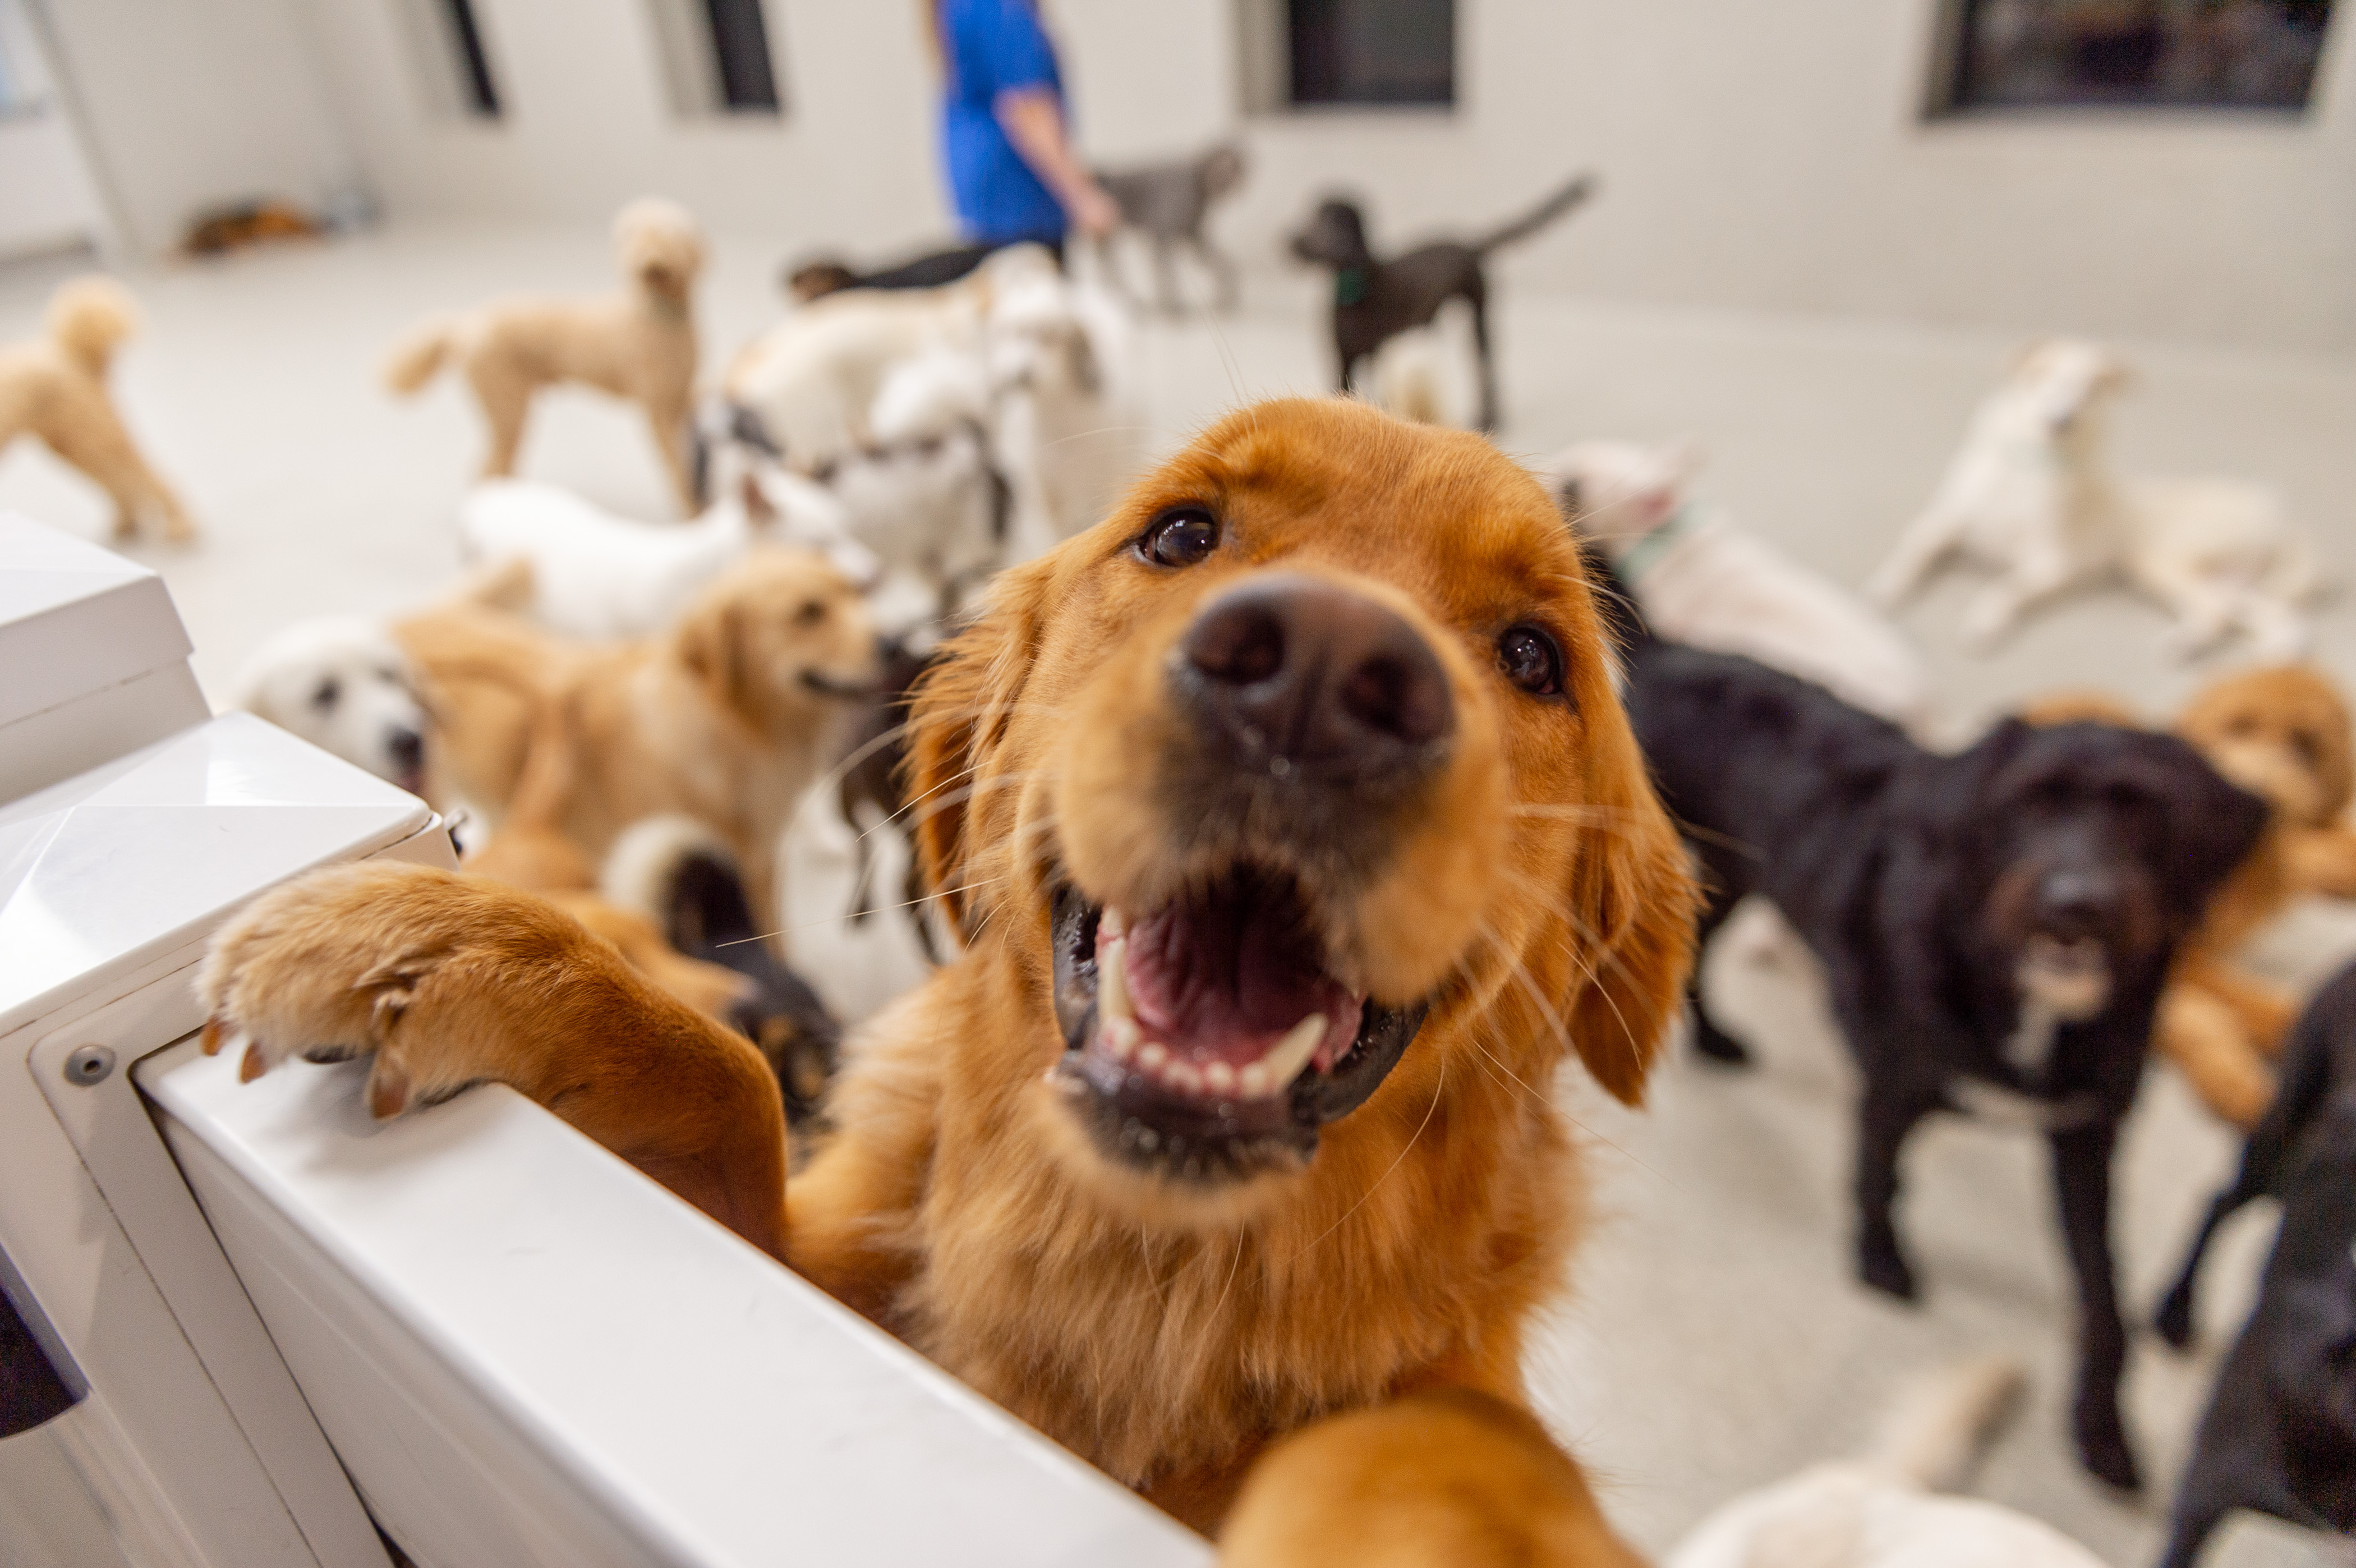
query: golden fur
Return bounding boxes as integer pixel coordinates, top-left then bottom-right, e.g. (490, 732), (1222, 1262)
(201, 398), (1696, 1558)
(392, 548), (878, 936)
(2024, 666), (2356, 1126)
(385, 199), (707, 512)
(0, 277), (195, 542)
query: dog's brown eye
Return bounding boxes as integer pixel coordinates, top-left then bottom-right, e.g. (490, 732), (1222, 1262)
(1142, 507), (1220, 568)
(795, 600), (826, 627)
(1497, 626), (1564, 697)
(312, 678), (339, 711)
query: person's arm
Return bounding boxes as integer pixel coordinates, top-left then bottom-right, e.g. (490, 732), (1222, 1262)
(995, 86), (1118, 238)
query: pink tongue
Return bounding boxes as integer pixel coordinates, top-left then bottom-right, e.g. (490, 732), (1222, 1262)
(1117, 886), (1359, 1067)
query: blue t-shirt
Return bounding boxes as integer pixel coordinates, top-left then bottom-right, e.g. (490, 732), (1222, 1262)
(937, 0), (1070, 246)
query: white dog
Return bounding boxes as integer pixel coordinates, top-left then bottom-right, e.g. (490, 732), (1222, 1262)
(1870, 339), (2317, 659)
(234, 618), (431, 798)
(1669, 1358), (2104, 1568)
(1542, 438), (1935, 732)
(723, 246), (1143, 564)
(458, 458), (879, 643)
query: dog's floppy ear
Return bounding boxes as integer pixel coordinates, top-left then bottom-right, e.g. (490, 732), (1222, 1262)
(677, 596), (749, 715)
(907, 557), (1053, 937)
(1558, 712), (1696, 1106)
(2155, 735), (2271, 911)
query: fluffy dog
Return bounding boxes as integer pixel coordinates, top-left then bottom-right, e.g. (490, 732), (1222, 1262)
(1668, 1358), (2104, 1568)
(198, 398), (1695, 1556)
(0, 276), (195, 543)
(1616, 576), (2266, 1489)
(385, 199), (707, 513)
(1092, 142), (1248, 314)
(2027, 667), (2356, 1128)
(2152, 962), (2356, 1566)
(1869, 339), (2318, 657)
(236, 617), (430, 798)
(1544, 438), (1934, 732)
(235, 614), (839, 1120)
(1287, 173), (1594, 433)
(390, 549), (879, 933)
(457, 468), (878, 642)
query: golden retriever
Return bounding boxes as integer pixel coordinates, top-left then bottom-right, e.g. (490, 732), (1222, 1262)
(2027, 665), (2356, 1126)
(0, 276), (195, 542)
(200, 398), (1695, 1561)
(385, 198), (707, 513)
(391, 548), (878, 935)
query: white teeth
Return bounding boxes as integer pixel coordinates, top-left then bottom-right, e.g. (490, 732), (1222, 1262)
(1204, 1061), (1236, 1096)
(1100, 906), (1127, 941)
(1138, 1041), (1168, 1073)
(1259, 1014), (1326, 1089)
(1099, 936), (1133, 1023)
(1168, 1060), (1203, 1096)
(1101, 1016), (1139, 1060)
(1237, 1063), (1272, 1098)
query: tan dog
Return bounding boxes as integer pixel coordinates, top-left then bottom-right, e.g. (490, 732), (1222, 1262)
(0, 276), (196, 542)
(200, 398), (1694, 1560)
(385, 198), (706, 512)
(391, 548), (878, 936)
(2026, 666), (2356, 1126)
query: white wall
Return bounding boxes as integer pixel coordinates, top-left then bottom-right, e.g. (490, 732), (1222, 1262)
(31, 0), (2356, 351)
(29, 0), (363, 257)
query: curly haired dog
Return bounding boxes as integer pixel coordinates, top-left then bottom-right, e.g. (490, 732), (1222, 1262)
(385, 198), (706, 513)
(198, 398), (1695, 1560)
(2024, 666), (2356, 1128)
(0, 276), (196, 542)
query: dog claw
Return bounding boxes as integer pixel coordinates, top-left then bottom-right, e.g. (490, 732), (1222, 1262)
(238, 1041), (269, 1082)
(201, 1017), (227, 1056)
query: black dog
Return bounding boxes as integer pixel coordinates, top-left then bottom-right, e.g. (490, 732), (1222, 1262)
(2153, 962), (2356, 1565)
(1609, 563), (2266, 1490)
(645, 835), (843, 1128)
(1287, 172), (1594, 431)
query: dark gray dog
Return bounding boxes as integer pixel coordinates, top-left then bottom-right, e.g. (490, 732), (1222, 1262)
(1091, 143), (1248, 314)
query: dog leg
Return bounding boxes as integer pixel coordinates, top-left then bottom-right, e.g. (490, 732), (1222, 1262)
(200, 861), (789, 1259)
(1854, 1084), (1935, 1300)
(1217, 1390), (1646, 1568)
(1152, 237), (1184, 318)
(1465, 286), (1499, 433)
(1865, 504), (1970, 609)
(2155, 983), (2275, 1129)
(1195, 235), (1239, 314)
(1959, 545), (2074, 651)
(647, 397), (699, 517)
(2129, 551), (2238, 661)
(2050, 1122), (2139, 1491)
(46, 402), (197, 544)
(467, 359), (533, 480)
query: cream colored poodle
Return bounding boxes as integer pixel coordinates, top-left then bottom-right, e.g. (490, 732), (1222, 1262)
(385, 198), (706, 512)
(0, 276), (197, 542)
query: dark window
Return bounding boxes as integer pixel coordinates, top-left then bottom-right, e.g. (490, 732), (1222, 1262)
(439, 0), (501, 118)
(1287, 0), (1454, 107)
(1935, 0), (2334, 114)
(704, 0), (780, 113)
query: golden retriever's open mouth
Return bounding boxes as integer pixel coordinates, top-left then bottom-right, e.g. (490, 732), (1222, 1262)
(1047, 871), (1429, 1183)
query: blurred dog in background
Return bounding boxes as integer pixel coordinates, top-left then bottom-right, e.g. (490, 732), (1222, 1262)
(1090, 142), (1247, 314)
(385, 197), (707, 513)
(0, 276), (197, 543)
(236, 617), (431, 799)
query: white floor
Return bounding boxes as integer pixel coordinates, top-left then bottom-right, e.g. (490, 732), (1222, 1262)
(7, 224), (2356, 1564)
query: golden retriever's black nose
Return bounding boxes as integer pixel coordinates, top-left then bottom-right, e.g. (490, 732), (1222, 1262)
(1177, 574), (1452, 782)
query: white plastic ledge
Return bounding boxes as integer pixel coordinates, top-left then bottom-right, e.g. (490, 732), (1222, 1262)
(141, 1042), (1210, 1568)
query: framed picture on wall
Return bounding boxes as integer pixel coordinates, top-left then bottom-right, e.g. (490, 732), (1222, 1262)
(1930, 0), (2335, 114)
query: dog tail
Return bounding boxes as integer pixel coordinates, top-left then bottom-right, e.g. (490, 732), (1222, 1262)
(1857, 1355), (2027, 1493)
(383, 316), (459, 396)
(1472, 172), (1598, 257)
(46, 276), (140, 376)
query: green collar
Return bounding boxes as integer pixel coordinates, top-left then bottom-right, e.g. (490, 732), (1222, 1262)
(1614, 503), (1696, 585)
(1335, 267), (1372, 307)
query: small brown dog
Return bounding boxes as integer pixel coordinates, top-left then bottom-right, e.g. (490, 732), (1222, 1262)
(201, 398), (1694, 1560)
(385, 198), (707, 512)
(0, 277), (196, 542)
(2027, 666), (2356, 1126)
(391, 548), (878, 936)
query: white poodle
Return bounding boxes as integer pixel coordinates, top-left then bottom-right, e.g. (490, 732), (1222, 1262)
(1870, 339), (2317, 659)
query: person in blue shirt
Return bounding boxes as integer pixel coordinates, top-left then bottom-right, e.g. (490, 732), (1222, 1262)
(932, 0), (1115, 254)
